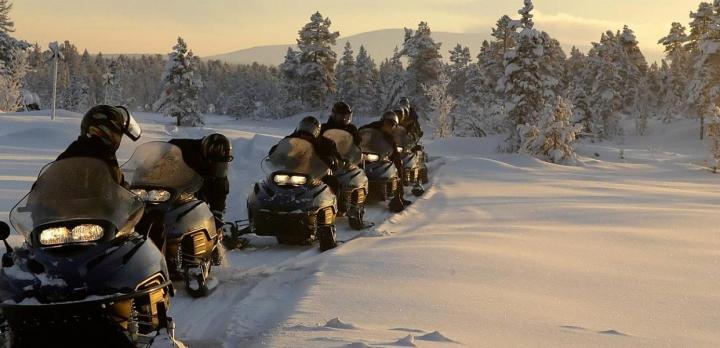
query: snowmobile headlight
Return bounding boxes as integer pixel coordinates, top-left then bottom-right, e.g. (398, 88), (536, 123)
(397, 146), (404, 153)
(131, 188), (148, 200)
(39, 224), (104, 246)
(364, 153), (380, 162)
(147, 190), (171, 203)
(273, 174), (307, 186)
(178, 191), (195, 203)
(288, 175), (307, 186)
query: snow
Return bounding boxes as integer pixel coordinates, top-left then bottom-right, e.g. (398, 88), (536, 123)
(0, 111), (718, 347)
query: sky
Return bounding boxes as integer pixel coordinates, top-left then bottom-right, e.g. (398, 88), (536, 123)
(12, 0), (703, 63)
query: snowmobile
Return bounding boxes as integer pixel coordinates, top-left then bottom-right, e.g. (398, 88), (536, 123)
(122, 142), (223, 298)
(322, 129), (371, 230)
(359, 128), (400, 202)
(246, 137), (337, 249)
(0, 158), (180, 348)
(393, 126), (427, 197)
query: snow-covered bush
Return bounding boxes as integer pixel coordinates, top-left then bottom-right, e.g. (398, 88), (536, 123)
(424, 72), (455, 138)
(519, 97), (582, 164)
(0, 48), (27, 112)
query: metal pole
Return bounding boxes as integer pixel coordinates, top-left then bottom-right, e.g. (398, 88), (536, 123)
(51, 56), (58, 121)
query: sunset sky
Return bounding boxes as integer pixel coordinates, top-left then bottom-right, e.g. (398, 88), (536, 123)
(12, 0), (702, 62)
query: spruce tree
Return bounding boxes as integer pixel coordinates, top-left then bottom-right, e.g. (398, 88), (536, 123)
(155, 37), (204, 126)
(296, 12), (340, 109)
(397, 21), (443, 113)
(335, 42), (356, 105)
(354, 45), (378, 115)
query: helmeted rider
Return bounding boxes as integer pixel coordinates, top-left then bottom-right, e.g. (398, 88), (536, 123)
(398, 97), (424, 140)
(321, 101), (361, 144)
(56, 105), (142, 187)
(269, 116), (342, 251)
(168, 134), (233, 230)
(359, 111), (413, 213)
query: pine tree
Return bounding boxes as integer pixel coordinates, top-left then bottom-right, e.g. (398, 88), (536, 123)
(518, 96), (582, 164)
(658, 22), (690, 122)
(279, 47), (303, 113)
(296, 12), (340, 109)
(447, 44), (471, 98)
(0, 48), (27, 111)
(688, 0), (720, 139)
(102, 59), (123, 105)
(377, 47), (405, 112)
(155, 37), (204, 126)
(354, 45), (378, 115)
(500, 0), (545, 151)
(0, 0), (14, 33)
(335, 42), (356, 105)
(398, 21), (443, 113)
(688, 2), (715, 54)
(539, 31), (566, 100)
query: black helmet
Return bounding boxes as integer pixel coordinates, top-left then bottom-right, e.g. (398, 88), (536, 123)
(80, 105), (141, 150)
(297, 116), (321, 138)
(381, 111), (399, 127)
(331, 101), (353, 125)
(392, 106), (407, 122)
(201, 133), (233, 163)
(399, 97), (411, 109)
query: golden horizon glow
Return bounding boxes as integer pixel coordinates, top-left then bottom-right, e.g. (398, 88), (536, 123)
(12, 0), (701, 62)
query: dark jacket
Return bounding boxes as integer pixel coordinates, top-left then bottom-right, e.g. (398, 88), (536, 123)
(270, 131), (343, 171)
(321, 120), (361, 144)
(168, 138), (230, 214)
(56, 136), (126, 187)
(359, 121), (405, 187)
(403, 108), (424, 140)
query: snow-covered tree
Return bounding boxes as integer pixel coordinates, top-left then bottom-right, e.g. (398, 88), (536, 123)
(279, 47), (303, 113)
(296, 12), (340, 109)
(447, 44), (471, 98)
(377, 47), (405, 112)
(335, 42), (356, 105)
(539, 31), (566, 100)
(354, 45), (378, 115)
(688, 0), (720, 139)
(102, 59), (123, 105)
(424, 72), (455, 138)
(658, 22), (690, 122)
(688, 2), (715, 54)
(707, 105), (720, 172)
(0, 48), (27, 111)
(155, 37), (204, 126)
(519, 97), (582, 164)
(397, 21), (443, 114)
(500, 0), (545, 151)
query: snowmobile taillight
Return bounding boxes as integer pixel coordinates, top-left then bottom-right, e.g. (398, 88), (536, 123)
(131, 189), (172, 203)
(396, 146), (404, 153)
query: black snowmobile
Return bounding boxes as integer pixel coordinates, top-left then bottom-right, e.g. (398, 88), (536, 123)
(359, 128), (400, 202)
(0, 158), (181, 348)
(122, 142), (223, 298)
(246, 137), (337, 250)
(393, 126), (427, 197)
(322, 129), (371, 230)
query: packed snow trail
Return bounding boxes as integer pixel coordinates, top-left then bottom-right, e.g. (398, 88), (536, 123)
(0, 112), (719, 347)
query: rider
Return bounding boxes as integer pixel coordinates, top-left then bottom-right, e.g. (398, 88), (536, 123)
(269, 116), (341, 251)
(56, 105), (141, 187)
(321, 101), (361, 144)
(168, 134), (234, 229)
(359, 111), (413, 213)
(398, 97), (424, 140)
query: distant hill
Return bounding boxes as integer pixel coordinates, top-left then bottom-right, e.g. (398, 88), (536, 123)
(204, 29), (491, 66)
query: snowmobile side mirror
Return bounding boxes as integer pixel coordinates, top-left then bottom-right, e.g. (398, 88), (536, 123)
(0, 222), (9, 241)
(0, 222), (13, 267)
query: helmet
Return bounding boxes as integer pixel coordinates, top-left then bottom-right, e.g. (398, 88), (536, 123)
(331, 101), (353, 125)
(80, 105), (141, 150)
(381, 111), (399, 127)
(297, 116), (321, 138)
(399, 97), (411, 109)
(201, 133), (233, 163)
(392, 106), (407, 122)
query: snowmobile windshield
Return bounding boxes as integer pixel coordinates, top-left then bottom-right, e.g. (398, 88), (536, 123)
(10, 158), (145, 240)
(392, 126), (416, 148)
(122, 142), (203, 193)
(265, 137), (330, 180)
(359, 128), (394, 158)
(323, 129), (362, 166)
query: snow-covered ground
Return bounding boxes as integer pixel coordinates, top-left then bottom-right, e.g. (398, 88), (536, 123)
(0, 111), (718, 347)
